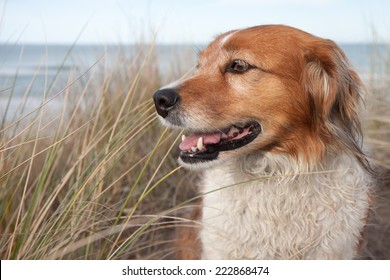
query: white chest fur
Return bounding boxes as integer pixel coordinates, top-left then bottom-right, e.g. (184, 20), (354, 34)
(200, 153), (370, 259)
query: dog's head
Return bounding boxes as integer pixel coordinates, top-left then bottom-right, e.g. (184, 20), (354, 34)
(153, 25), (366, 170)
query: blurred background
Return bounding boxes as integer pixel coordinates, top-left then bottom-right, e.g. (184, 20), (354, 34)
(0, 0), (389, 260)
(2, 0), (390, 44)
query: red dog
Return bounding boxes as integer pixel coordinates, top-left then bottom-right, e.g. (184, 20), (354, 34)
(153, 25), (373, 259)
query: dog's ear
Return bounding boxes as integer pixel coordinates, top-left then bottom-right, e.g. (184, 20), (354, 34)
(302, 39), (372, 172)
(303, 39), (364, 125)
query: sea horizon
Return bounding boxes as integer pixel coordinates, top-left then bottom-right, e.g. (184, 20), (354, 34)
(0, 42), (388, 114)
(1, 42), (387, 79)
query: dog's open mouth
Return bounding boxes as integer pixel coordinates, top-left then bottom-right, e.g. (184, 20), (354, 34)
(179, 121), (261, 164)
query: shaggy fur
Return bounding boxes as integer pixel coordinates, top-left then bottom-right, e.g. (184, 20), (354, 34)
(153, 25), (373, 259)
(201, 153), (370, 259)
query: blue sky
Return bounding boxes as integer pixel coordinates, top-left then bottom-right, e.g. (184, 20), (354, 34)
(1, 0), (389, 44)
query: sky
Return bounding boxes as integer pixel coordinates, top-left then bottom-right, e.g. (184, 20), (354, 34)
(0, 0), (389, 44)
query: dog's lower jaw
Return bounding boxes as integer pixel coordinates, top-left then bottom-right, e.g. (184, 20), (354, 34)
(178, 157), (225, 170)
(199, 152), (371, 260)
(178, 149), (252, 170)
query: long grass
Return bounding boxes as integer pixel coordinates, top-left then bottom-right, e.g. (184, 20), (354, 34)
(0, 42), (199, 259)
(0, 40), (389, 260)
(360, 43), (390, 260)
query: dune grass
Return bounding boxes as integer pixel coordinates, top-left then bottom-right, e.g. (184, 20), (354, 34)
(0, 42), (200, 259)
(0, 40), (389, 260)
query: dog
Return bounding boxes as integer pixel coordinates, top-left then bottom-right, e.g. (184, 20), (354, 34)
(153, 25), (373, 259)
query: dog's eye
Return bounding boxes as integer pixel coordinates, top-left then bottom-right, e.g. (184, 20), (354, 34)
(226, 59), (250, 74)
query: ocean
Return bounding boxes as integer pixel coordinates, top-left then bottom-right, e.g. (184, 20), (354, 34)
(0, 44), (198, 96)
(0, 43), (388, 118)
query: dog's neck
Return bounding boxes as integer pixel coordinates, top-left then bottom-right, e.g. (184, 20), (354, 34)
(199, 152), (371, 259)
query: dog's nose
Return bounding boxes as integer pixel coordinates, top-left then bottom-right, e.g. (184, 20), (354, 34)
(153, 88), (180, 118)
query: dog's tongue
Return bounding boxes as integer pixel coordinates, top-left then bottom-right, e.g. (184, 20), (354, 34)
(179, 132), (221, 151)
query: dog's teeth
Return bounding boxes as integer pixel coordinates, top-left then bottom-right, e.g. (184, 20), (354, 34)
(197, 137), (203, 150)
(191, 146), (197, 152)
(222, 133), (228, 139)
(181, 134), (186, 142)
(228, 126), (239, 137)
